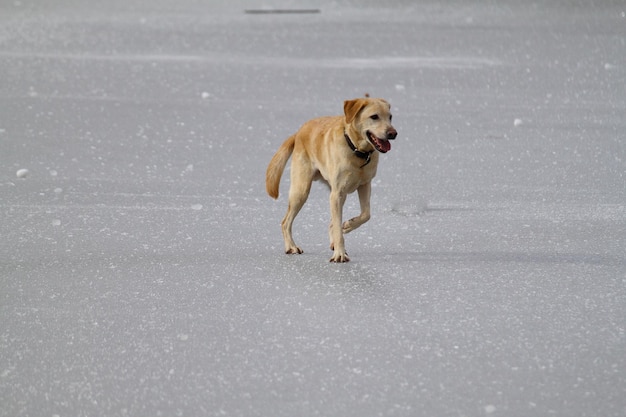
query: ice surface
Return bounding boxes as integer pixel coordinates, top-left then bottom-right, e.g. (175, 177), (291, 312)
(1, 1), (625, 416)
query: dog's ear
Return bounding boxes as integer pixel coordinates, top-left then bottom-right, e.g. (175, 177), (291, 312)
(344, 99), (368, 124)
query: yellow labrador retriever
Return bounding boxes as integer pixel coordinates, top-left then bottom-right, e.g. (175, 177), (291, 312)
(266, 98), (397, 262)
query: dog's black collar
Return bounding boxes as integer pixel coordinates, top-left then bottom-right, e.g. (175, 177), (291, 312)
(344, 131), (372, 168)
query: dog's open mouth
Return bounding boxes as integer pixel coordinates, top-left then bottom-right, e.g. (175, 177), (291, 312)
(366, 131), (391, 153)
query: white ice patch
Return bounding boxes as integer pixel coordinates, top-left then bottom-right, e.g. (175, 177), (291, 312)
(16, 168), (29, 178)
(181, 164), (194, 177)
(191, 204), (203, 210)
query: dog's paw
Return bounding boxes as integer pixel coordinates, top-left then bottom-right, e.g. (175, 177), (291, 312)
(329, 252), (350, 263)
(342, 220), (355, 234)
(286, 246), (303, 255)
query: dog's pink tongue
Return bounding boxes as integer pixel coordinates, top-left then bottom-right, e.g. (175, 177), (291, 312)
(381, 139), (391, 152)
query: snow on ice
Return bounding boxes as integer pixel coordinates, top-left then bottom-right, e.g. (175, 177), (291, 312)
(1, 1), (625, 417)
(15, 168), (29, 178)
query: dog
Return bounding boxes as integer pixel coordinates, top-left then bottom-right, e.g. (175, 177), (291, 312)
(266, 97), (397, 262)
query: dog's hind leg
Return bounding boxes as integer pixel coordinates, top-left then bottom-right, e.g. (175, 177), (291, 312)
(342, 182), (372, 234)
(281, 163), (313, 255)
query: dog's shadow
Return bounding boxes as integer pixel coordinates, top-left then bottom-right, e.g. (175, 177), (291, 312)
(272, 252), (389, 300)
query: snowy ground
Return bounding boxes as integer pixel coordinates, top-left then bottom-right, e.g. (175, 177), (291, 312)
(1, 1), (625, 416)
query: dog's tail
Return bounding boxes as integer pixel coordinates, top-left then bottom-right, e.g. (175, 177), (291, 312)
(266, 134), (296, 199)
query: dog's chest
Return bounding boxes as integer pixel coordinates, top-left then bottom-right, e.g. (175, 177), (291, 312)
(332, 162), (377, 193)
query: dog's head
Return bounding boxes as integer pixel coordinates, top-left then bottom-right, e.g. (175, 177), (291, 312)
(344, 98), (397, 153)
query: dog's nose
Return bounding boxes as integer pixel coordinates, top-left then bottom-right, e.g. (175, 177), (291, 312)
(386, 127), (397, 140)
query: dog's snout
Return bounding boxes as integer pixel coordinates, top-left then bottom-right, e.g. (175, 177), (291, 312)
(386, 127), (398, 140)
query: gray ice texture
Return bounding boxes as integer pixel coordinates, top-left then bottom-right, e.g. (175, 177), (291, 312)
(1, 1), (625, 416)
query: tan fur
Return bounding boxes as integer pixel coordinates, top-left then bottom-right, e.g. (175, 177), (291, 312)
(266, 98), (397, 262)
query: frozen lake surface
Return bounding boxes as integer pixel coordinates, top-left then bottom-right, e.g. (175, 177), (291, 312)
(1, 1), (625, 416)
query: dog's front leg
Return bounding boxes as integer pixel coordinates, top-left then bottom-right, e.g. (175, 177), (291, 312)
(329, 189), (349, 262)
(342, 182), (371, 234)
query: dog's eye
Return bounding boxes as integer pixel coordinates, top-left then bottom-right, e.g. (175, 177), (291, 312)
(370, 114), (379, 120)
(390, 115), (393, 121)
